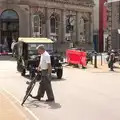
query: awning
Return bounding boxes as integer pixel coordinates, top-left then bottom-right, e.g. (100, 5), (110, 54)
(18, 37), (54, 43)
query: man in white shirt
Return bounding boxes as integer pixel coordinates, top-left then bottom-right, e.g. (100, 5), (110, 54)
(31, 44), (54, 102)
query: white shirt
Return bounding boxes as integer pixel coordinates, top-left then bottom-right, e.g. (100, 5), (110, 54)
(11, 42), (16, 50)
(40, 51), (51, 70)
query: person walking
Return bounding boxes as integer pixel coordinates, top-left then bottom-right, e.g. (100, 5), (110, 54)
(11, 39), (16, 57)
(31, 45), (54, 102)
(108, 50), (115, 71)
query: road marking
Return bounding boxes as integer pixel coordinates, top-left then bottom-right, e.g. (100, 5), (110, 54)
(2, 88), (40, 120)
(0, 92), (29, 120)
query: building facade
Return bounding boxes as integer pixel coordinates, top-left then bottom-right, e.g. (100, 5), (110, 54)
(93, 0), (99, 52)
(0, 0), (94, 52)
(99, 0), (107, 52)
(107, 0), (120, 50)
(93, 0), (107, 52)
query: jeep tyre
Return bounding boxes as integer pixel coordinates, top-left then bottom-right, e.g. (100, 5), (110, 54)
(21, 69), (26, 76)
(17, 63), (23, 72)
(57, 69), (63, 79)
(29, 71), (35, 80)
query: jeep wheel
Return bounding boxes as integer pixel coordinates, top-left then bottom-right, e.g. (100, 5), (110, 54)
(21, 69), (26, 76)
(57, 69), (63, 79)
(29, 71), (35, 80)
(17, 63), (22, 72)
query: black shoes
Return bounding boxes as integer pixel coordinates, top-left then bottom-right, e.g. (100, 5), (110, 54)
(30, 94), (54, 102)
(46, 98), (54, 102)
(30, 95), (41, 101)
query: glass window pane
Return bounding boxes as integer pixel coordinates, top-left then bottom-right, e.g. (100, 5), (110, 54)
(50, 17), (56, 33)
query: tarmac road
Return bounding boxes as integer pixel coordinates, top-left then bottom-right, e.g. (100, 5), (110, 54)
(1, 56), (120, 120)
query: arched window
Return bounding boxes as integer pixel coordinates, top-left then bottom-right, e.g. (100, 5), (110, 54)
(50, 14), (58, 34)
(66, 15), (74, 34)
(66, 17), (70, 33)
(33, 15), (39, 33)
(1, 9), (19, 20)
(33, 13), (43, 37)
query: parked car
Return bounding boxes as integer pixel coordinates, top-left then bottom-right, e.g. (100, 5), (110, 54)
(17, 37), (63, 79)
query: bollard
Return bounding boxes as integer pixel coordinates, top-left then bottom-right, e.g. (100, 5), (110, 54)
(101, 53), (103, 66)
(94, 52), (97, 68)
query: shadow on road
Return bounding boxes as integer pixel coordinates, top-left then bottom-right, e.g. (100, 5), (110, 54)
(93, 71), (120, 73)
(114, 66), (120, 69)
(45, 102), (61, 109)
(51, 75), (66, 82)
(0, 56), (16, 61)
(25, 99), (61, 109)
(24, 100), (47, 108)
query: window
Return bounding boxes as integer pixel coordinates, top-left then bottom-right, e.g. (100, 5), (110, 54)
(66, 17), (70, 33)
(66, 15), (74, 33)
(1, 10), (18, 20)
(50, 14), (58, 34)
(33, 15), (39, 33)
(50, 17), (56, 33)
(33, 14), (43, 37)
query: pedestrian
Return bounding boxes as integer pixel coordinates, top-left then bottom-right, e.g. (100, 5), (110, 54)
(31, 44), (54, 102)
(13, 42), (18, 58)
(108, 50), (115, 71)
(11, 39), (16, 57)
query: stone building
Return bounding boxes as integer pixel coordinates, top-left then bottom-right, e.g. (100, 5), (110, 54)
(0, 0), (94, 52)
(107, 1), (120, 50)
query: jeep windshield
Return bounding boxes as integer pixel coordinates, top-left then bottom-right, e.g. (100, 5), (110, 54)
(28, 43), (53, 56)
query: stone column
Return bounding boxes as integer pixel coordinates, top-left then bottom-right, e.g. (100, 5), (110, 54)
(90, 13), (93, 44)
(76, 12), (80, 43)
(45, 7), (50, 38)
(61, 9), (66, 43)
(85, 20), (90, 43)
(108, 3), (112, 50)
(29, 6), (32, 37)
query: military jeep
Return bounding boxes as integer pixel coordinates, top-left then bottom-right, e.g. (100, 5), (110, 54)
(17, 37), (63, 79)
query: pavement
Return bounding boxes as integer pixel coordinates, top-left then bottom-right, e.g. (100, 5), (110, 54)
(0, 56), (26, 120)
(0, 91), (28, 120)
(64, 53), (120, 73)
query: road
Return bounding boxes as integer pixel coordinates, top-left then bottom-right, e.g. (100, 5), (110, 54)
(0, 56), (120, 120)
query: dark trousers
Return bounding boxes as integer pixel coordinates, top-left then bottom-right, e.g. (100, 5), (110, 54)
(12, 49), (15, 57)
(108, 61), (114, 70)
(37, 70), (54, 99)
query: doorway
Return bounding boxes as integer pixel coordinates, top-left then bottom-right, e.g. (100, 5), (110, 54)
(0, 9), (19, 52)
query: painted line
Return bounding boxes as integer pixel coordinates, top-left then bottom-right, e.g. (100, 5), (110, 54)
(1, 92), (29, 120)
(2, 88), (40, 120)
